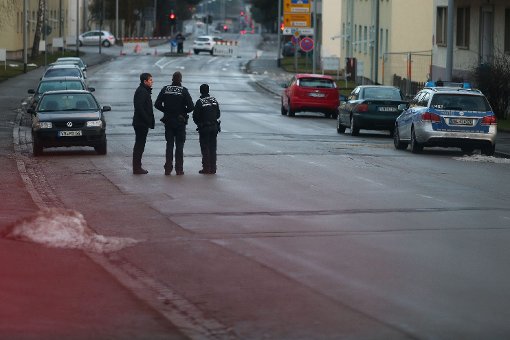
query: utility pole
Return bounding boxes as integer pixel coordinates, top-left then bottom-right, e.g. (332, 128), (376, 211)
(23, 0), (28, 73)
(76, 0), (80, 57)
(445, 0), (454, 81)
(312, 0), (318, 74)
(373, 0), (380, 84)
(277, 0), (281, 66)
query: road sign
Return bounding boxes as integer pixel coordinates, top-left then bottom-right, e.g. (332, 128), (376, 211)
(300, 37), (314, 52)
(282, 27), (314, 36)
(283, 13), (311, 28)
(284, 0), (311, 13)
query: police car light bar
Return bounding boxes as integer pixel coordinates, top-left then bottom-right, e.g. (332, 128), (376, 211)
(425, 81), (471, 89)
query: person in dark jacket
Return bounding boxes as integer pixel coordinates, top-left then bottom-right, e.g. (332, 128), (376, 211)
(175, 32), (185, 53)
(132, 72), (155, 174)
(154, 71), (194, 175)
(193, 83), (220, 174)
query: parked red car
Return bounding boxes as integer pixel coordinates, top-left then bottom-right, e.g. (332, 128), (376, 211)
(281, 74), (340, 118)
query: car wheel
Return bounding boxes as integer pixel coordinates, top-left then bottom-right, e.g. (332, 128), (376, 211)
(350, 116), (359, 136)
(102, 40), (111, 47)
(209, 49), (214, 55)
(325, 112), (332, 119)
(194, 49), (199, 55)
(393, 126), (408, 150)
(336, 116), (346, 134)
(410, 127), (423, 153)
(331, 110), (338, 120)
(481, 144), (495, 156)
(281, 100), (287, 115)
(95, 139), (107, 155)
(79, 41), (83, 47)
(288, 102), (295, 117)
(461, 147), (474, 155)
(32, 135), (43, 156)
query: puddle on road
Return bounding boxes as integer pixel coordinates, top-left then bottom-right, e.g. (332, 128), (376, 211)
(2, 207), (140, 253)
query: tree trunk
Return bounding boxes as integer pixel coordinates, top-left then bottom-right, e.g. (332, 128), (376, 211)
(30, 0), (45, 59)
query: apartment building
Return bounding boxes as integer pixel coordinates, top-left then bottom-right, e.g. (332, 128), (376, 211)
(322, 0), (433, 88)
(432, 0), (509, 82)
(0, 0), (86, 60)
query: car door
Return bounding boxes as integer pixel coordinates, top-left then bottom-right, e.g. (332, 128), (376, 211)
(401, 91), (426, 140)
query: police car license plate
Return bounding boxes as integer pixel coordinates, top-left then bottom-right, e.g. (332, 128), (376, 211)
(59, 130), (82, 137)
(450, 118), (472, 125)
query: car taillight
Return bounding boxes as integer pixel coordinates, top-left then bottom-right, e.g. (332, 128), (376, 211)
(422, 111), (441, 122)
(356, 103), (369, 112)
(481, 115), (497, 125)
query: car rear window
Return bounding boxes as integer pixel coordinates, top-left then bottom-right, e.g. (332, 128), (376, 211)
(197, 37), (210, 42)
(38, 81), (84, 93)
(430, 94), (491, 112)
(44, 68), (82, 78)
(363, 87), (403, 100)
(299, 78), (335, 88)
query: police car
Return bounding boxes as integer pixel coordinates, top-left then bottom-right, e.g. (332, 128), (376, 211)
(393, 81), (497, 155)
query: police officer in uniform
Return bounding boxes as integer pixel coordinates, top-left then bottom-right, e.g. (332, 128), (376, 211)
(193, 84), (220, 174)
(132, 73), (155, 175)
(155, 71), (194, 175)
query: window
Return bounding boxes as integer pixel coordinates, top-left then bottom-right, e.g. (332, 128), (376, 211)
(364, 26), (367, 54)
(505, 9), (510, 53)
(457, 7), (470, 48)
(436, 7), (447, 46)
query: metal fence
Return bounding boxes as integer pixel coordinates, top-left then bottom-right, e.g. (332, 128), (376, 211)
(382, 51), (432, 97)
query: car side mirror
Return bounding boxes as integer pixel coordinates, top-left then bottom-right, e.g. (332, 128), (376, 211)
(398, 103), (408, 111)
(88, 87), (95, 92)
(27, 108), (35, 115)
(281, 83), (288, 88)
(28, 89), (35, 94)
(102, 105), (111, 112)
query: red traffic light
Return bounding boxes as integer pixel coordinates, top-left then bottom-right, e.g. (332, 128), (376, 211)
(169, 12), (176, 20)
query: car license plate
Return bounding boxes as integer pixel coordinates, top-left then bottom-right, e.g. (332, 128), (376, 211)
(378, 107), (397, 112)
(450, 118), (472, 125)
(309, 93), (325, 98)
(59, 130), (82, 137)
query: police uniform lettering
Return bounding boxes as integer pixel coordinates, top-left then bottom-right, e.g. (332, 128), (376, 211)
(164, 85), (184, 96)
(199, 97), (219, 107)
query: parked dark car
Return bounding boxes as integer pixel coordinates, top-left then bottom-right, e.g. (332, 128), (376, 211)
(27, 76), (93, 111)
(281, 74), (340, 118)
(337, 85), (406, 136)
(29, 90), (110, 156)
(282, 41), (306, 57)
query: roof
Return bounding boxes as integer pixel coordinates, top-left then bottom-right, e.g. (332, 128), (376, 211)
(295, 73), (334, 80)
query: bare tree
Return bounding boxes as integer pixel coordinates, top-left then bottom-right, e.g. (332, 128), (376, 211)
(31, 0), (45, 59)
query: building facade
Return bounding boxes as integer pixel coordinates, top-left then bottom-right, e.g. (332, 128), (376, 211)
(322, 0), (433, 90)
(0, 0), (87, 60)
(432, 0), (509, 82)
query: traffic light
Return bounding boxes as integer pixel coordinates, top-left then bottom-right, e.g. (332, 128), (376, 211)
(280, 23), (285, 31)
(169, 11), (176, 25)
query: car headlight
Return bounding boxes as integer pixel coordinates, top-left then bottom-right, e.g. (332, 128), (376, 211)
(38, 122), (53, 129)
(86, 120), (103, 127)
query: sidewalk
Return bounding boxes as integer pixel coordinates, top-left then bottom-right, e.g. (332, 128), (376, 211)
(246, 53), (510, 158)
(0, 52), (186, 338)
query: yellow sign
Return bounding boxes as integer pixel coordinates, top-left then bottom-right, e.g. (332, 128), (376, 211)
(284, 13), (311, 28)
(284, 0), (311, 13)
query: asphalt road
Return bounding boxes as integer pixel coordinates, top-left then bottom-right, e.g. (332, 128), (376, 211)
(1, 33), (510, 339)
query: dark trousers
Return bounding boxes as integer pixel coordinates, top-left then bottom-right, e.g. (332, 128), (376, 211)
(133, 126), (149, 170)
(177, 43), (184, 53)
(199, 129), (218, 172)
(164, 125), (186, 172)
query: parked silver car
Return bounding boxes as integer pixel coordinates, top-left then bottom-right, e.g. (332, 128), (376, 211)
(79, 30), (116, 47)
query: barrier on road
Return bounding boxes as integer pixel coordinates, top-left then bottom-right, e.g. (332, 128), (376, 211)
(212, 41), (238, 57)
